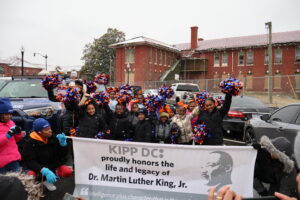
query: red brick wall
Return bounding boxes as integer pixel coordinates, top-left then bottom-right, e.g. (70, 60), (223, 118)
(0, 63), (42, 77)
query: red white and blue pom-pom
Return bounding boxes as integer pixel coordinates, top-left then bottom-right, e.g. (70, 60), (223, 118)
(195, 91), (210, 109)
(214, 96), (224, 107)
(84, 80), (97, 93)
(158, 85), (174, 99)
(117, 84), (133, 104)
(219, 77), (243, 96)
(106, 87), (119, 94)
(56, 86), (81, 102)
(42, 74), (62, 91)
(92, 91), (110, 105)
(94, 73), (110, 85)
(69, 127), (78, 137)
(193, 123), (209, 144)
(95, 129), (111, 139)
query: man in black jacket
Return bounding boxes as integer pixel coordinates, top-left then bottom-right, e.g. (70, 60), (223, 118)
(196, 93), (232, 145)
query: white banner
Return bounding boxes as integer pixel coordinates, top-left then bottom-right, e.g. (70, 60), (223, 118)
(72, 137), (257, 200)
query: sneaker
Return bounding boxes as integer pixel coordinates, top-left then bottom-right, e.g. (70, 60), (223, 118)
(43, 181), (56, 191)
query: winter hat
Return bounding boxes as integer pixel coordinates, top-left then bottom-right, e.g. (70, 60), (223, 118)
(138, 108), (147, 116)
(0, 98), (13, 114)
(160, 112), (169, 119)
(33, 118), (50, 132)
(270, 137), (292, 157)
(294, 134), (300, 167)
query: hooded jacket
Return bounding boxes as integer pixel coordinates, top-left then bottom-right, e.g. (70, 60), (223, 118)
(196, 93), (232, 145)
(254, 136), (298, 197)
(127, 111), (139, 129)
(0, 120), (23, 168)
(22, 132), (68, 173)
(154, 120), (181, 144)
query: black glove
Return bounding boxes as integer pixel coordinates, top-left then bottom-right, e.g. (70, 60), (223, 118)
(7, 126), (22, 137)
(252, 142), (261, 150)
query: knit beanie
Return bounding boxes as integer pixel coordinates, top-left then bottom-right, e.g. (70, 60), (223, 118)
(160, 112), (169, 119)
(294, 134), (300, 167)
(0, 98), (13, 114)
(270, 137), (292, 157)
(33, 118), (50, 132)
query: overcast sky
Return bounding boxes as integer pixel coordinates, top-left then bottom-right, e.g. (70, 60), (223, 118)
(1, 0), (300, 68)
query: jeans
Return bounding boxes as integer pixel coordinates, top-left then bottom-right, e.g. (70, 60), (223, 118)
(0, 161), (20, 174)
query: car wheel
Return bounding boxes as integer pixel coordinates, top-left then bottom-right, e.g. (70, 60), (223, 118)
(244, 128), (256, 145)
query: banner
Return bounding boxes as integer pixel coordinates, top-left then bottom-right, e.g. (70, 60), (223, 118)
(72, 137), (257, 200)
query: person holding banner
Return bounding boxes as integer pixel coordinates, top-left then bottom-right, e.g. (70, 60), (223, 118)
(22, 118), (72, 191)
(127, 103), (140, 129)
(133, 108), (152, 142)
(195, 94), (232, 145)
(76, 99), (108, 138)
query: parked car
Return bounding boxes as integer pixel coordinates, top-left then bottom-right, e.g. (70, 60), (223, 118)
(168, 83), (200, 104)
(0, 78), (63, 134)
(243, 103), (300, 148)
(211, 94), (275, 140)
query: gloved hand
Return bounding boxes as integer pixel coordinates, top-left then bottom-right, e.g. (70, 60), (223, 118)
(6, 126), (22, 139)
(56, 133), (67, 147)
(41, 167), (58, 183)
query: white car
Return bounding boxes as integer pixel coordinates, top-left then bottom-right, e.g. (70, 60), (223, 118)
(169, 83), (200, 104)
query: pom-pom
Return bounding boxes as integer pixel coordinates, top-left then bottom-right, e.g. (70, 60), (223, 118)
(84, 80), (97, 93)
(94, 73), (110, 85)
(214, 96), (224, 107)
(219, 77), (243, 96)
(95, 129), (111, 139)
(56, 86), (81, 103)
(117, 84), (133, 104)
(158, 84), (174, 99)
(144, 95), (165, 114)
(195, 91), (210, 109)
(42, 74), (62, 91)
(170, 127), (179, 144)
(193, 123), (209, 145)
(106, 87), (119, 94)
(69, 127), (78, 137)
(92, 91), (110, 106)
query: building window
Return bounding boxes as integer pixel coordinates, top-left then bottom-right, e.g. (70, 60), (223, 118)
(264, 49), (269, 65)
(125, 48), (135, 64)
(149, 47), (152, 64)
(0, 66), (4, 74)
(246, 50), (254, 65)
(275, 48), (282, 64)
(167, 53), (170, 66)
(214, 53), (220, 67)
(19, 70), (22, 75)
(238, 51), (244, 66)
(164, 52), (167, 66)
(221, 52), (228, 67)
(155, 49), (158, 64)
(159, 50), (162, 65)
(295, 46), (300, 62)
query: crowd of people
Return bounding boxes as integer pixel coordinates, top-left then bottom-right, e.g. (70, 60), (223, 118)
(0, 77), (299, 200)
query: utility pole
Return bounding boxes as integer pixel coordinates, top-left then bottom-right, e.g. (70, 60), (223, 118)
(21, 46), (25, 77)
(265, 21), (273, 104)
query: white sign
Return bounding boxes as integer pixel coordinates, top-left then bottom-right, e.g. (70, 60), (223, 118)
(72, 138), (257, 200)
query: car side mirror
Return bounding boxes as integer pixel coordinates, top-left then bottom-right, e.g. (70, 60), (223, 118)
(260, 114), (270, 121)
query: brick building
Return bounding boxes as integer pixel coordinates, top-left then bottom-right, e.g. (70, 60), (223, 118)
(0, 58), (43, 77)
(110, 27), (300, 90)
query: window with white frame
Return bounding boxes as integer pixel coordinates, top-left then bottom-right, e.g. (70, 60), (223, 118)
(159, 50), (162, 65)
(275, 48), (282, 64)
(296, 46), (300, 62)
(214, 53), (220, 67)
(149, 47), (152, 64)
(222, 52), (228, 67)
(164, 51), (167, 66)
(264, 49), (269, 64)
(246, 50), (254, 65)
(125, 48), (135, 64)
(238, 51), (244, 66)
(167, 53), (170, 66)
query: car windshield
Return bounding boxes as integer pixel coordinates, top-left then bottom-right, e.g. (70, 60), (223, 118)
(231, 96), (267, 108)
(176, 85), (199, 92)
(0, 80), (48, 98)
(0, 80), (8, 89)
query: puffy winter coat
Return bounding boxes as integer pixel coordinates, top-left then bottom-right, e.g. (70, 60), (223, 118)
(171, 107), (199, 144)
(154, 121), (181, 144)
(133, 120), (152, 143)
(254, 136), (298, 198)
(196, 94), (232, 145)
(0, 120), (23, 168)
(22, 132), (68, 173)
(127, 112), (139, 129)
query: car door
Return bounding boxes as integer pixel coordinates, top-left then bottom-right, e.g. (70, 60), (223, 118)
(255, 105), (300, 140)
(283, 105), (300, 147)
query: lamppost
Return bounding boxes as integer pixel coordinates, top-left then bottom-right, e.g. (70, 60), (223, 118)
(21, 46), (25, 76)
(33, 52), (48, 71)
(126, 63), (130, 84)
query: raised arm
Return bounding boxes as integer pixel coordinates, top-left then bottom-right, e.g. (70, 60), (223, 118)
(219, 93), (232, 118)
